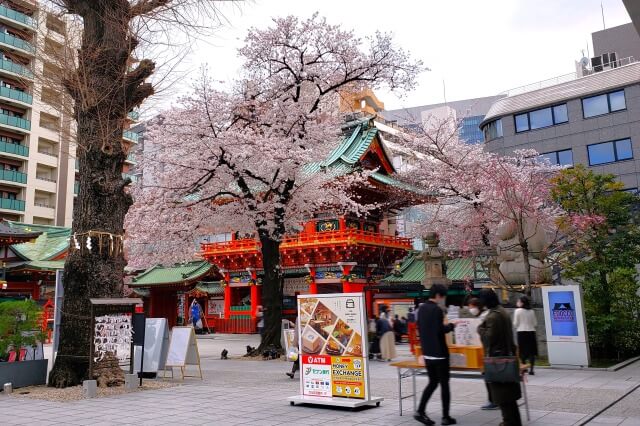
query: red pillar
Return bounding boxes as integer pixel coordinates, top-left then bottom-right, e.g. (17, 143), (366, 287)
(339, 216), (346, 231)
(223, 271), (231, 319)
(307, 265), (317, 294)
(339, 262), (356, 293)
(248, 268), (260, 318)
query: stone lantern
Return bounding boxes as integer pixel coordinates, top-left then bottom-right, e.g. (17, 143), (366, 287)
(419, 232), (451, 289)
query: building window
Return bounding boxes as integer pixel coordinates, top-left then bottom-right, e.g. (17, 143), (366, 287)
(587, 138), (633, 166)
(514, 104), (568, 133)
(540, 149), (573, 166)
(483, 119), (503, 141)
(582, 90), (626, 118)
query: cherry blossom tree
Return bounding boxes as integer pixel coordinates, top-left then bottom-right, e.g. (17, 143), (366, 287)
(126, 14), (422, 350)
(397, 116), (563, 293)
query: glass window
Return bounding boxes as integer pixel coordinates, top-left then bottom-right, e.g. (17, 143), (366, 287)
(529, 108), (553, 130)
(539, 152), (557, 164)
(588, 142), (616, 165)
(515, 114), (529, 133)
(588, 139), (633, 165)
(583, 90), (627, 118)
(609, 90), (626, 112)
(583, 94), (609, 118)
(557, 149), (573, 166)
(483, 119), (503, 141)
(616, 138), (633, 160)
(553, 104), (568, 123)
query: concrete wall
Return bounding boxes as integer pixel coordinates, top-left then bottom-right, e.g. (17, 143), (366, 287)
(592, 23), (640, 63)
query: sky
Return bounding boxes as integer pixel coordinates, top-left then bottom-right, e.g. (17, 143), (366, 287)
(163, 0), (633, 111)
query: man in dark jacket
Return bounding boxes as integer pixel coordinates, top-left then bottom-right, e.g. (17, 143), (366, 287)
(415, 284), (457, 426)
(477, 289), (522, 426)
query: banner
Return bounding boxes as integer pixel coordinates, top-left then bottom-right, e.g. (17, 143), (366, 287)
(297, 293), (369, 401)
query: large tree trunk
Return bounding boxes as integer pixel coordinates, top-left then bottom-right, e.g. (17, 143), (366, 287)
(49, 1), (153, 387)
(257, 235), (283, 352)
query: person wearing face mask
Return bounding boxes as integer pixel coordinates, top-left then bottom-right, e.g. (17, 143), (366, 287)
(467, 298), (498, 411)
(513, 295), (538, 375)
(414, 284), (457, 426)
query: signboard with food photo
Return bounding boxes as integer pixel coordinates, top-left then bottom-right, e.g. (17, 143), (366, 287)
(290, 293), (382, 409)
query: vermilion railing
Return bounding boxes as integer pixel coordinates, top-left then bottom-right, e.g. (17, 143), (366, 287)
(201, 229), (412, 255)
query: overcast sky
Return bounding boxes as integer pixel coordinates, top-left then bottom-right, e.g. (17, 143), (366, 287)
(169, 0), (632, 111)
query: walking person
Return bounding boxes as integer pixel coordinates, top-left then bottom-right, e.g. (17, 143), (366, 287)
(377, 313), (396, 361)
(514, 295), (538, 375)
(407, 306), (416, 323)
(414, 284), (457, 426)
(478, 290), (522, 426)
(467, 298), (498, 410)
(393, 314), (403, 343)
(256, 305), (264, 336)
(286, 318), (300, 379)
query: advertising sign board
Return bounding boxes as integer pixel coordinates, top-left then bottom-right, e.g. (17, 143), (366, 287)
(542, 285), (590, 367)
(288, 293), (382, 408)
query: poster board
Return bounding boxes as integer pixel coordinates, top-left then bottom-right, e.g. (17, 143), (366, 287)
(542, 285), (590, 367)
(134, 318), (169, 373)
(288, 293), (383, 408)
(93, 313), (132, 364)
(163, 326), (202, 379)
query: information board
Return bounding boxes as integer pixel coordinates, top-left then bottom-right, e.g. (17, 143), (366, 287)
(93, 313), (132, 363)
(290, 292), (382, 408)
(164, 326), (202, 379)
(134, 318), (169, 373)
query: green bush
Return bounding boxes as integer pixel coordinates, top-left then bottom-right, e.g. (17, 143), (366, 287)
(0, 299), (45, 359)
(583, 268), (640, 359)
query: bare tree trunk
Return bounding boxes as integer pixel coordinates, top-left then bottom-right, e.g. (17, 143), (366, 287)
(49, 1), (153, 387)
(257, 235), (283, 352)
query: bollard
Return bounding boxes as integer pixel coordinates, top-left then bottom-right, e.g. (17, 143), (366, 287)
(124, 374), (137, 391)
(82, 380), (97, 398)
(3, 382), (12, 394)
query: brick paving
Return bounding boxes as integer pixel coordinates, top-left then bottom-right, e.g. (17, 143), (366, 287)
(1, 335), (639, 425)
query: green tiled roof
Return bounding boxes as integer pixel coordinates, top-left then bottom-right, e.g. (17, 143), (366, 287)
(131, 261), (212, 287)
(8, 221), (71, 261)
(8, 260), (65, 271)
(382, 251), (488, 284)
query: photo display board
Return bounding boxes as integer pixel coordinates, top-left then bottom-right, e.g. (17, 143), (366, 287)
(297, 293), (370, 401)
(93, 313), (132, 364)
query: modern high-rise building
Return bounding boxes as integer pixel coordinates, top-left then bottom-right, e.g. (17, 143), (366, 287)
(382, 96), (504, 144)
(0, 0), (138, 227)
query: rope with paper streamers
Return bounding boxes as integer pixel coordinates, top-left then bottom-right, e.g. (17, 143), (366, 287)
(70, 230), (124, 257)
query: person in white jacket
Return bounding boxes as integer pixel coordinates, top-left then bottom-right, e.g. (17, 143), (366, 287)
(513, 295), (538, 375)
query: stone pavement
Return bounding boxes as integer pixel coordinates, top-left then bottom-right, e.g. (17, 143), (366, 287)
(1, 334), (639, 425)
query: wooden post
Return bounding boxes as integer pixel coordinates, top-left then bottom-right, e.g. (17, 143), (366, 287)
(306, 265), (317, 294)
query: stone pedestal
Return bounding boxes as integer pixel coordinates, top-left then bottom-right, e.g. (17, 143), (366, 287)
(83, 380), (97, 398)
(124, 374), (138, 391)
(420, 232), (451, 289)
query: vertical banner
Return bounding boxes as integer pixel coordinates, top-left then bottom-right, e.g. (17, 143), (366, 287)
(297, 293), (370, 401)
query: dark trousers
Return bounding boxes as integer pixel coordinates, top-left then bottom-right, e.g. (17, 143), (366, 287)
(290, 360), (299, 373)
(418, 358), (450, 417)
(486, 382), (494, 403)
(520, 354), (536, 372)
(500, 400), (522, 426)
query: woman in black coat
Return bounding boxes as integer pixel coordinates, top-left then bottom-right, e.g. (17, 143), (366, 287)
(477, 290), (522, 426)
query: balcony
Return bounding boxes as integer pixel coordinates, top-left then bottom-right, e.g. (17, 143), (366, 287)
(0, 5), (35, 29)
(0, 197), (24, 211)
(0, 85), (32, 105)
(0, 58), (33, 79)
(0, 168), (26, 184)
(201, 229), (413, 255)
(0, 32), (35, 55)
(0, 113), (30, 131)
(0, 140), (28, 157)
(125, 153), (136, 164)
(122, 130), (139, 143)
(128, 110), (139, 121)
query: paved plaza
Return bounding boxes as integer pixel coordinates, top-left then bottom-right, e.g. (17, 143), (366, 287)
(1, 335), (639, 425)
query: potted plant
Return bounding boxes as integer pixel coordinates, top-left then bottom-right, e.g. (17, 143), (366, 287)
(0, 300), (48, 388)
